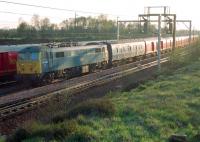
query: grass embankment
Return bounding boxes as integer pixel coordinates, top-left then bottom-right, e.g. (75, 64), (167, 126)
(6, 41), (200, 142)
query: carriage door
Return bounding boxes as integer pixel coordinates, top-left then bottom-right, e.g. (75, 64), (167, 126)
(161, 41), (163, 50)
(151, 42), (154, 51)
(49, 51), (54, 71)
(45, 50), (54, 72)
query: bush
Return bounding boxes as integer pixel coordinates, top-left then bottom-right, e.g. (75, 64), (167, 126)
(9, 120), (79, 142)
(0, 136), (5, 142)
(52, 98), (115, 123)
(190, 133), (200, 142)
(65, 127), (97, 142)
(30, 120), (78, 141)
(22, 137), (44, 142)
(7, 128), (30, 142)
(67, 98), (115, 119)
(52, 112), (66, 123)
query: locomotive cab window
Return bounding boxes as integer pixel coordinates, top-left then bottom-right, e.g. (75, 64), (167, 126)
(19, 52), (39, 61)
(31, 53), (39, 60)
(56, 52), (64, 58)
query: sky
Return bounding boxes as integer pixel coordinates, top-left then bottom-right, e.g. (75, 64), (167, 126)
(0, 0), (199, 30)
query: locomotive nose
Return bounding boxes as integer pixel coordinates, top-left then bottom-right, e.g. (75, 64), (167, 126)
(17, 61), (41, 74)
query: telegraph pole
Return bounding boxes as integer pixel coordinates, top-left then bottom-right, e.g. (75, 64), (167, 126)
(117, 17), (120, 41)
(157, 14), (161, 71)
(74, 12), (77, 29)
(189, 21), (192, 45)
(172, 14), (176, 50)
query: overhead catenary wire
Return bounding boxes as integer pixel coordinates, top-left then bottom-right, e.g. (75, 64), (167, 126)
(0, 10), (33, 16)
(0, 0), (127, 17)
(0, 10), (71, 20)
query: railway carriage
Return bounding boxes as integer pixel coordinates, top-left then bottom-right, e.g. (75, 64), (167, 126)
(175, 36), (190, 48)
(111, 41), (146, 64)
(145, 40), (157, 55)
(0, 51), (18, 79)
(181, 36), (190, 47)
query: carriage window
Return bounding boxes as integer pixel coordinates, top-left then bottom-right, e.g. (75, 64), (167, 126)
(95, 48), (101, 53)
(56, 52), (64, 58)
(130, 46), (133, 50)
(129, 46), (131, 51)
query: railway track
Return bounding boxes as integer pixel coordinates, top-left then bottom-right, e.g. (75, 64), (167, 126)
(0, 56), (168, 120)
(0, 81), (18, 96)
(0, 81), (16, 86)
(0, 49), (190, 120)
(0, 81), (30, 96)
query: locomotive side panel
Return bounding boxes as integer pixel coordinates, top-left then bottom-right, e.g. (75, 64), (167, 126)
(48, 46), (108, 72)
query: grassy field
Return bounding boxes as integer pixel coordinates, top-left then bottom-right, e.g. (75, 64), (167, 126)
(6, 42), (200, 142)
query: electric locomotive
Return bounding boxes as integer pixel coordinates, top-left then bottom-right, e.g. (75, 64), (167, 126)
(17, 44), (110, 83)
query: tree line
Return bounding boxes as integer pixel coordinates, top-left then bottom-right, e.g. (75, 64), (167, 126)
(0, 14), (195, 45)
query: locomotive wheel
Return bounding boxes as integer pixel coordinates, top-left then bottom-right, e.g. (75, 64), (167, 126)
(42, 73), (55, 84)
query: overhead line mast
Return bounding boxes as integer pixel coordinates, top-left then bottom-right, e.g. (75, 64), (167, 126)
(117, 6), (192, 71)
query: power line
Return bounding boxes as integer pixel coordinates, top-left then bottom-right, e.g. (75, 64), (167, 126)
(0, 10), (68, 20)
(0, 10), (120, 24)
(0, 10), (33, 16)
(0, 0), (125, 17)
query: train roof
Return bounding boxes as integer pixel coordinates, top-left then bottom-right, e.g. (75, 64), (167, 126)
(19, 45), (42, 53)
(1, 35), (196, 53)
(48, 44), (107, 52)
(0, 44), (40, 52)
(18, 44), (107, 53)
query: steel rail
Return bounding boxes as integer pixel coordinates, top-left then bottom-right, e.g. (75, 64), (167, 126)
(0, 57), (168, 119)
